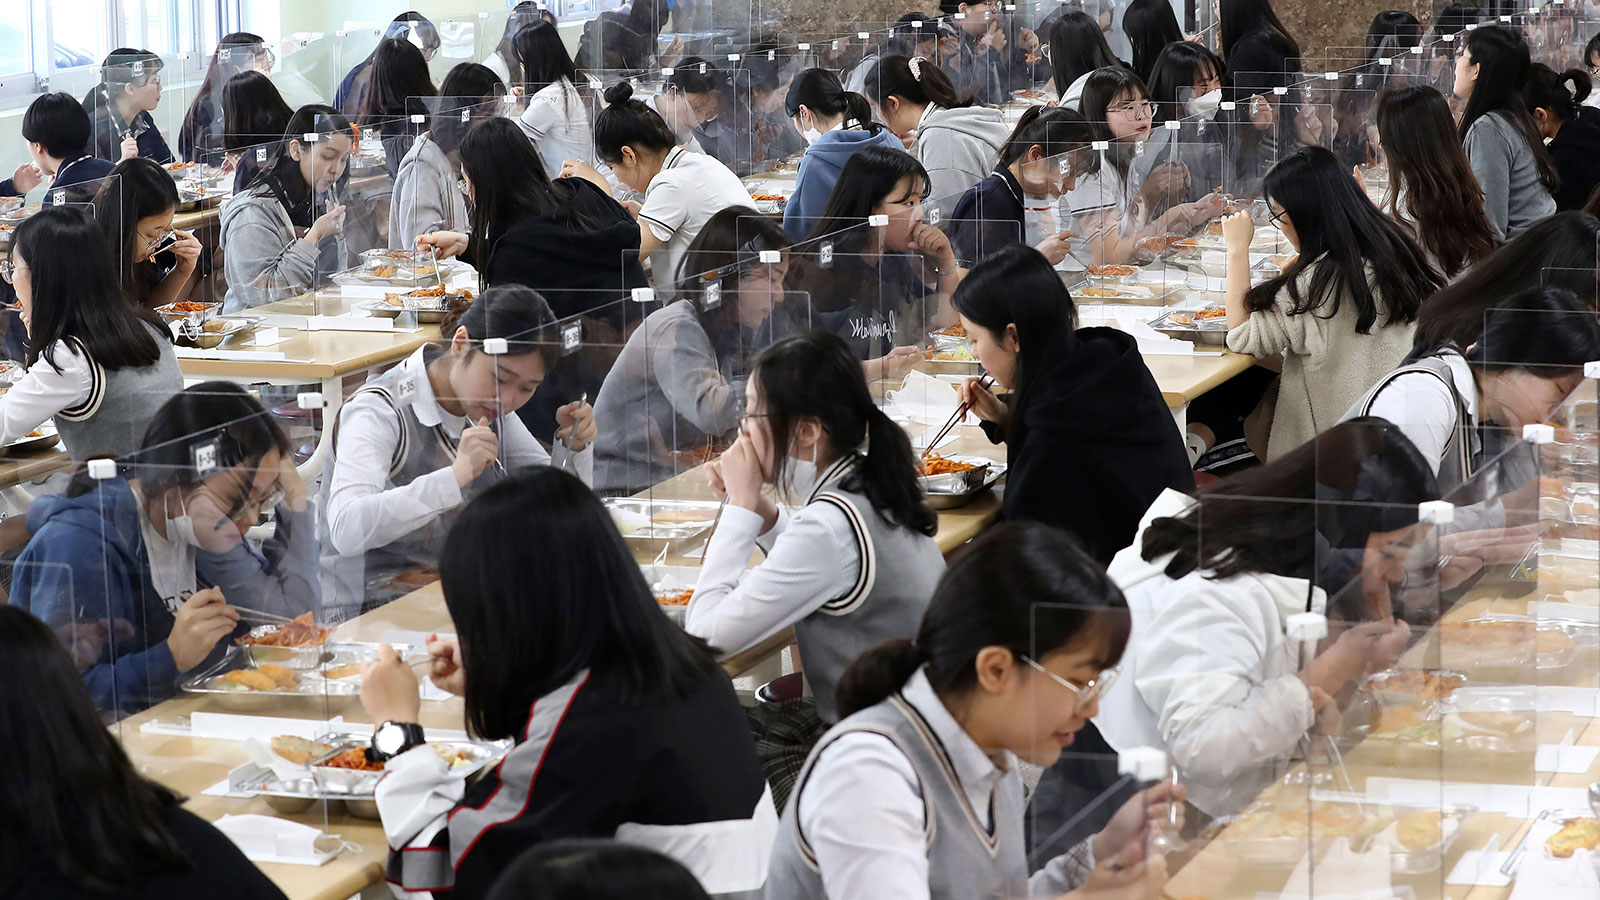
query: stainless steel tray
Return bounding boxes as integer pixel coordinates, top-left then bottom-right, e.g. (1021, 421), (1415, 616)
(361, 300), (449, 323)
(1148, 309), (1228, 346)
(921, 458), (1005, 510)
(605, 497), (723, 542)
(1500, 808), (1600, 876)
(182, 647), (361, 711)
(1, 420), (59, 454)
(1216, 799), (1472, 872)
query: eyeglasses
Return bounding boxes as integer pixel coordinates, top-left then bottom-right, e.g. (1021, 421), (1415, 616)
(143, 230), (175, 254)
(1108, 101), (1156, 120)
(0, 259), (20, 284)
(1267, 205), (1288, 227)
(1021, 655), (1120, 707)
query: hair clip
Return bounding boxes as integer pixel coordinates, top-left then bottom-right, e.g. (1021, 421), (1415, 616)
(908, 56), (924, 82)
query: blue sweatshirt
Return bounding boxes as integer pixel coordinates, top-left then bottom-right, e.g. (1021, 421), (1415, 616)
(783, 127), (905, 240)
(12, 477), (322, 716)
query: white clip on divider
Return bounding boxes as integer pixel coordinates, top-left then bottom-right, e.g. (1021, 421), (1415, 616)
(819, 242), (834, 266)
(410, 114), (425, 124)
(1410, 45), (1423, 54)
(483, 338), (510, 356)
(1273, 86), (1288, 95)
(954, 12), (966, 19)
(1286, 612), (1328, 643)
(1091, 140), (1110, 150)
(1324, 71), (1338, 80)
(1419, 500), (1455, 526)
(1378, 56), (1392, 66)
(758, 250), (781, 264)
(868, 214), (890, 226)
(832, 40), (839, 51)
(295, 392), (324, 411)
(858, 32), (869, 39)
(661, 66), (675, 76)
(910, 20), (922, 29)
(303, 132), (318, 142)
(798, 43), (811, 50)
(461, 109), (470, 122)
(1523, 423), (1557, 445)
(768, 50), (775, 61)
(1583, 360), (1600, 379)
(631, 287), (655, 303)
(336, 29), (348, 37)
(478, 11), (488, 17)
(1220, 101), (1237, 111)
(727, 54), (741, 62)
(87, 458), (116, 480)
(1165, 119), (1181, 130)
(256, 147), (267, 162)
(1116, 747), (1168, 782)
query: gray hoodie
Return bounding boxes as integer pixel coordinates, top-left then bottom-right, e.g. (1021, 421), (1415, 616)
(914, 105), (1011, 202)
(388, 134), (467, 249)
(219, 182), (348, 312)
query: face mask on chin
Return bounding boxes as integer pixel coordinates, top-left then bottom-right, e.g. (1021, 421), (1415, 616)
(786, 440), (821, 498)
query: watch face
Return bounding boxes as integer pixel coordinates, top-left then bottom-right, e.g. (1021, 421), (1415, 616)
(375, 723), (407, 755)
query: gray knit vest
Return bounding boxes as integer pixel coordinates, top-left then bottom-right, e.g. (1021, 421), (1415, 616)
(319, 359), (503, 618)
(54, 327), (182, 462)
(796, 459), (944, 723)
(1351, 352), (1479, 492)
(765, 692), (1030, 900)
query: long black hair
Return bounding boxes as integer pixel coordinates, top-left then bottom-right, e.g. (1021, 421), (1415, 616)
(837, 522), (1130, 718)
(11, 206), (167, 373)
(0, 606), (195, 892)
(497, 2), (555, 85)
(457, 116), (589, 272)
(485, 839), (712, 900)
(430, 63), (505, 156)
(1123, 0), (1182, 83)
(1219, 0), (1301, 62)
(1463, 285), (1600, 375)
(1141, 417), (1439, 584)
(441, 467), (724, 739)
(178, 32), (268, 162)
(360, 37), (437, 126)
(1523, 62), (1590, 128)
(592, 81), (678, 164)
(248, 104), (352, 198)
(1148, 41), (1224, 122)
(438, 283), (561, 371)
(785, 67), (878, 133)
(951, 244), (1082, 459)
(128, 382), (290, 500)
(513, 21), (579, 95)
(1416, 211), (1600, 350)
(1049, 12), (1121, 100)
(221, 70), (293, 153)
(1245, 146), (1439, 333)
(752, 331), (936, 536)
(1458, 24), (1558, 194)
(806, 145), (930, 248)
(1365, 11), (1421, 59)
(92, 157), (180, 307)
(997, 106), (1097, 167)
(863, 55), (974, 113)
(1374, 85), (1495, 278)
(675, 207), (791, 365)
(1079, 67), (1147, 180)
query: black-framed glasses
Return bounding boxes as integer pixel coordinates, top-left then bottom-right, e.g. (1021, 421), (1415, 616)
(143, 230), (176, 254)
(1267, 205), (1288, 227)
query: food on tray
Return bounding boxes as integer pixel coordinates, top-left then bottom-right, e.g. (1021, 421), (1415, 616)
(256, 664), (297, 688)
(371, 264), (398, 278)
(751, 193), (786, 202)
(1077, 286), (1149, 299)
(367, 249), (421, 259)
(1086, 264), (1138, 277)
(1168, 306), (1226, 328)
(322, 662), (364, 680)
(1396, 810), (1444, 850)
(22, 429), (43, 438)
(321, 748), (386, 771)
(1373, 706), (1424, 734)
(1537, 627), (1577, 656)
(920, 454), (979, 476)
(201, 319), (227, 333)
(656, 588), (694, 606)
(237, 611), (331, 648)
(166, 161), (197, 170)
(219, 669), (285, 691)
(936, 322), (968, 339)
(384, 286), (473, 308)
(1547, 817), (1600, 858)
(1367, 669), (1465, 702)
(1452, 710), (1533, 736)
(1137, 235), (1182, 254)
(926, 347), (976, 362)
(1203, 220), (1225, 237)
(164, 301), (213, 313)
(651, 509), (718, 524)
(271, 735), (335, 765)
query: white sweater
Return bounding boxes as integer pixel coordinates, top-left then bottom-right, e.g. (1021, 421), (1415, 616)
(1093, 489), (1322, 817)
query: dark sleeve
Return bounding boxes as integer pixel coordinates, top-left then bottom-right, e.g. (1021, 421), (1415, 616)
(0, 179), (17, 198)
(1224, 39), (1290, 100)
(164, 807), (289, 900)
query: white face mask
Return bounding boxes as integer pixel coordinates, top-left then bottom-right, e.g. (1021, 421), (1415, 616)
(1186, 88), (1223, 120)
(163, 491), (241, 554)
(787, 440), (821, 498)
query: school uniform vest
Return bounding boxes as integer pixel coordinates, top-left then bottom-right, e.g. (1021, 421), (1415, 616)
(799, 457), (944, 724)
(1351, 353), (1480, 492)
(320, 361), (504, 616)
(765, 691), (1030, 900)
(54, 326), (183, 462)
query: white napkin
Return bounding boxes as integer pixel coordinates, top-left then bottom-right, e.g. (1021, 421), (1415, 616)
(1508, 849), (1599, 900)
(883, 370), (962, 426)
(1277, 838), (1394, 899)
(172, 347), (290, 362)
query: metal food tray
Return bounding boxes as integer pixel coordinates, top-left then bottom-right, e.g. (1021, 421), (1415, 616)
(1217, 800), (1472, 872)
(605, 497), (723, 543)
(1440, 617), (1591, 675)
(1147, 309), (1228, 346)
(361, 300), (451, 323)
(175, 188), (223, 212)
(156, 301), (221, 324)
(1363, 668), (1468, 712)
(307, 733), (502, 794)
(1499, 808), (1600, 877)
(177, 317), (250, 349)
(182, 647), (360, 711)
(921, 458), (1005, 510)
(927, 329), (972, 352)
(2, 420), (59, 454)
(243, 639), (424, 673)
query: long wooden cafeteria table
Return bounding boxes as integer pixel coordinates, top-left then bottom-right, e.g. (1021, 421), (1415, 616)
(119, 425), (1005, 900)
(1161, 563), (1600, 900)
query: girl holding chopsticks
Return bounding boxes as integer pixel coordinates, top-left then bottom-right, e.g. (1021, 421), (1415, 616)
(321, 285), (595, 619)
(689, 329), (943, 793)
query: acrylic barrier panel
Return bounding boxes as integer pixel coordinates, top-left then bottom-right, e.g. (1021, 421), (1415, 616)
(79, 50), (204, 168)
(177, 39), (279, 165)
(385, 96), (505, 250)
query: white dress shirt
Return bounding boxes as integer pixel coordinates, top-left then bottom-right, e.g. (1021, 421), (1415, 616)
(1350, 350), (1479, 481)
(637, 146), (754, 290)
(0, 340), (98, 443)
(687, 456), (862, 656)
(516, 79), (596, 175)
(797, 668), (1092, 900)
(325, 347), (592, 557)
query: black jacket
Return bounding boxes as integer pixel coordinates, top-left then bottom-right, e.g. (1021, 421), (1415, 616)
(982, 327), (1195, 563)
(1548, 107), (1600, 210)
(949, 165), (1027, 267)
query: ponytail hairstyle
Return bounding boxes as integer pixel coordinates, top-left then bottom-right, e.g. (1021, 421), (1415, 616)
(1374, 84), (1496, 277)
(997, 106), (1096, 168)
(863, 55), (974, 114)
(952, 245), (1077, 451)
(836, 521), (1130, 719)
(751, 330), (936, 536)
(1048, 12), (1121, 101)
(785, 68), (879, 135)
(1459, 25), (1558, 194)
(593, 81), (678, 165)
(438, 283), (562, 372)
(1523, 62), (1590, 129)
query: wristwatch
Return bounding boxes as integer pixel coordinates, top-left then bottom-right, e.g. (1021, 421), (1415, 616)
(369, 720), (425, 763)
